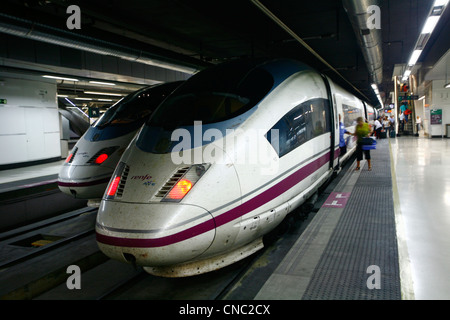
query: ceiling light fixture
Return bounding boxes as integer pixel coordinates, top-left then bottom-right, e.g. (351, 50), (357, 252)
(434, 0), (449, 6)
(84, 91), (123, 96)
(408, 50), (423, 66)
(89, 81), (116, 86)
(421, 15), (440, 34)
(43, 75), (79, 82)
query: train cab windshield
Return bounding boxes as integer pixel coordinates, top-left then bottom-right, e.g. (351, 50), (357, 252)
(148, 61), (274, 130)
(94, 82), (182, 129)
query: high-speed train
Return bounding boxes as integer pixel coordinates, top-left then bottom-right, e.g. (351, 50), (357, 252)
(95, 59), (376, 277)
(58, 81), (183, 201)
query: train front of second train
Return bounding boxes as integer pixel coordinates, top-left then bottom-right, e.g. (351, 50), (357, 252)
(96, 59), (339, 277)
(57, 81), (183, 200)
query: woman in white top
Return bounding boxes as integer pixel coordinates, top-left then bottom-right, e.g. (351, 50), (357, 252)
(374, 117), (383, 139)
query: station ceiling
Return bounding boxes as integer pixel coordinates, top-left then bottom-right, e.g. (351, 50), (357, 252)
(1, 0), (449, 108)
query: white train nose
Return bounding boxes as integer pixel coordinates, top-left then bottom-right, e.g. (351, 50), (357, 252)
(95, 201), (216, 266)
(58, 164), (113, 198)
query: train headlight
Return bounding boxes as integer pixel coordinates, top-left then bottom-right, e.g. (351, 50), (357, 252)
(162, 163), (210, 202)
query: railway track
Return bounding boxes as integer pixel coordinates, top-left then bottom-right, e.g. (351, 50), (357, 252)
(0, 204), (307, 300)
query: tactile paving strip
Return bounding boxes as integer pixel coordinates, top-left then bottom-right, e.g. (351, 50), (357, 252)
(302, 140), (401, 300)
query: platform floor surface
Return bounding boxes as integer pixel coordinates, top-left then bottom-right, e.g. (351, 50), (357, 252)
(256, 136), (450, 300)
(391, 137), (450, 300)
(256, 138), (401, 300)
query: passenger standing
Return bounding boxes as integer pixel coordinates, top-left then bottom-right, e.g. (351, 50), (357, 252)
(400, 103), (407, 116)
(416, 116), (422, 132)
(353, 117), (372, 171)
(374, 117), (383, 139)
(389, 115), (395, 135)
(399, 113), (405, 132)
(383, 116), (390, 133)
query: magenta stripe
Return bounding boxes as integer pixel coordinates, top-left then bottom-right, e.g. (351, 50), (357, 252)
(97, 151), (331, 248)
(97, 218), (215, 248)
(58, 177), (111, 187)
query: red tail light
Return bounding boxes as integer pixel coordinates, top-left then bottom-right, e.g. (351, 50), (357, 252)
(65, 153), (74, 163)
(106, 176), (121, 197)
(94, 153), (109, 164)
(87, 146), (118, 165)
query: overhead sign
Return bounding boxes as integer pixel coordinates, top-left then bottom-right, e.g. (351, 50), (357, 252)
(398, 95), (419, 101)
(0, 99), (7, 104)
(88, 107), (100, 117)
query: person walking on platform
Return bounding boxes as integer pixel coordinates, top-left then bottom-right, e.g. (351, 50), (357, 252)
(353, 117), (372, 171)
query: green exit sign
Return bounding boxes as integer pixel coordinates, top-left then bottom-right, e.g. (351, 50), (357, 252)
(0, 99), (7, 104)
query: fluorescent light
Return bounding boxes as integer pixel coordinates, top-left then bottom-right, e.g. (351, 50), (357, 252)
(75, 97), (93, 100)
(98, 99), (113, 101)
(89, 81), (116, 86)
(403, 70), (412, 77)
(57, 94), (68, 97)
(408, 50), (423, 66)
(421, 15), (440, 34)
(445, 83), (450, 88)
(43, 75), (79, 82)
(434, 0), (448, 6)
(84, 91), (123, 96)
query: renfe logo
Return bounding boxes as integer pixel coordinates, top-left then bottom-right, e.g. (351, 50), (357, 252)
(131, 174), (156, 186)
(131, 174), (153, 181)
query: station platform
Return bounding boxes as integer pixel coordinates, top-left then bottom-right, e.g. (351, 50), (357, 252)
(254, 136), (450, 300)
(0, 160), (87, 231)
(0, 160), (64, 193)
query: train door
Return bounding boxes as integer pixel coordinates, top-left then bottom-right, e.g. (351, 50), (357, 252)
(320, 74), (338, 170)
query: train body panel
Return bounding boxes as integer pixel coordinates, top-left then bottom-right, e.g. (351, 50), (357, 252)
(95, 58), (375, 276)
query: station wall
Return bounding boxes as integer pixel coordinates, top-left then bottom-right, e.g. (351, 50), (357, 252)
(0, 77), (61, 167)
(429, 80), (450, 137)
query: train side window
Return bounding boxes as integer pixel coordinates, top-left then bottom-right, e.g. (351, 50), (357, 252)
(266, 117), (290, 157)
(266, 98), (331, 157)
(342, 103), (362, 127)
